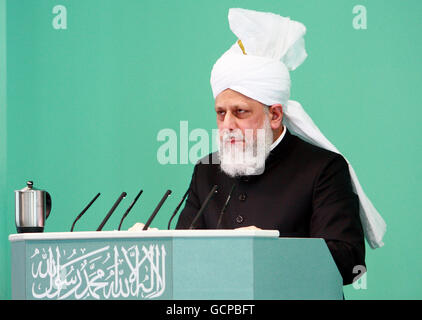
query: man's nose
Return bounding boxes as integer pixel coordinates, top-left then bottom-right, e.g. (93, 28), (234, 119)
(222, 111), (237, 131)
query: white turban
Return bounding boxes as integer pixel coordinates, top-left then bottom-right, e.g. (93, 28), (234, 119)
(210, 8), (386, 249)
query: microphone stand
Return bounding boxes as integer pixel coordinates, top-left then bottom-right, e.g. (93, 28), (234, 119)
(189, 185), (218, 230)
(70, 193), (101, 232)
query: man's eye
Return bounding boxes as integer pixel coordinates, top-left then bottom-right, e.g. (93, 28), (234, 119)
(217, 111), (226, 116)
(237, 109), (248, 115)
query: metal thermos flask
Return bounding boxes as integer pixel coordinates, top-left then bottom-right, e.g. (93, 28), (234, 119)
(15, 181), (52, 233)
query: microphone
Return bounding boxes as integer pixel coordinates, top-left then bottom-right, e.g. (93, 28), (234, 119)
(97, 192), (127, 231)
(143, 190), (172, 230)
(70, 193), (101, 232)
(118, 189), (143, 231)
(189, 185), (218, 230)
(167, 187), (190, 230)
(216, 183), (236, 229)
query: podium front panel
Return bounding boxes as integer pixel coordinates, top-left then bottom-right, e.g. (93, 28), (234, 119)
(9, 230), (342, 300)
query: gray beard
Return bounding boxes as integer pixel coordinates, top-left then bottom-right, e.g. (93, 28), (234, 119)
(218, 117), (274, 177)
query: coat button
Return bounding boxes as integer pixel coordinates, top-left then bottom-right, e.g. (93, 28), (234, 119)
(235, 215), (244, 224)
(238, 193), (247, 201)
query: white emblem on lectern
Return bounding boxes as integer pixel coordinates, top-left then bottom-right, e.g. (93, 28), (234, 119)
(30, 244), (166, 299)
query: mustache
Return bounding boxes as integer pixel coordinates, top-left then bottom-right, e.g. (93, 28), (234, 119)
(220, 129), (244, 141)
(219, 128), (266, 145)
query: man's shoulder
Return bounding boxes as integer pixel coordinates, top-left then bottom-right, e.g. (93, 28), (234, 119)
(187, 152), (221, 177)
(196, 151), (220, 166)
(187, 152), (225, 186)
(290, 133), (348, 168)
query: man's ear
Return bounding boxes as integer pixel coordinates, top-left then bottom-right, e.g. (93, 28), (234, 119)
(268, 104), (283, 129)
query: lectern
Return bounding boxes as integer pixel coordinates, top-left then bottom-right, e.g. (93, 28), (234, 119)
(9, 230), (343, 300)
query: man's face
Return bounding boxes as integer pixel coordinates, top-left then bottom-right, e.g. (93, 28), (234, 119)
(214, 89), (275, 177)
(214, 89), (268, 146)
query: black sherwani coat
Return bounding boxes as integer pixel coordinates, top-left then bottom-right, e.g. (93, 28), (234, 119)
(176, 129), (366, 285)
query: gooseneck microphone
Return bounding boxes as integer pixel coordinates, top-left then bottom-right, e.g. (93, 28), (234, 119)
(118, 189), (143, 231)
(143, 190), (172, 230)
(216, 183), (236, 229)
(167, 188), (190, 230)
(97, 192), (127, 231)
(189, 185), (218, 230)
(70, 193), (101, 232)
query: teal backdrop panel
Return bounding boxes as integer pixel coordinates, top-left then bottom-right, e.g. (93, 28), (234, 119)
(0, 0), (8, 299)
(1, 0), (421, 299)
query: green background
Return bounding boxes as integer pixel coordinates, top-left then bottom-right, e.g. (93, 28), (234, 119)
(0, 0), (421, 299)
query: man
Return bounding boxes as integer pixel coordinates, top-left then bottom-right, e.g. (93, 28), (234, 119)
(175, 8), (386, 285)
(176, 88), (365, 285)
